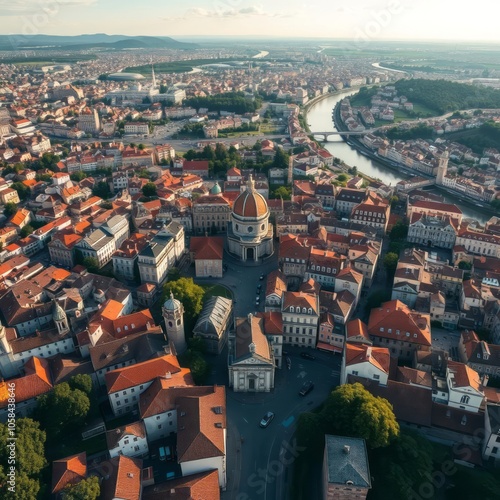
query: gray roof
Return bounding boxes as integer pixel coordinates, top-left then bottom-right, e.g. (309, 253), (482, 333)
(139, 235), (172, 258)
(324, 435), (371, 489)
(193, 296), (232, 337)
(82, 229), (114, 251)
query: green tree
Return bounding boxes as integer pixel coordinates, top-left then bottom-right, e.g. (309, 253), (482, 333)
(142, 182), (157, 198)
(63, 476), (100, 500)
(36, 383), (90, 437)
(70, 171), (87, 182)
(321, 383), (399, 448)
(389, 220), (409, 241)
(83, 257), (100, 273)
(272, 186), (292, 200)
(92, 181), (111, 200)
(163, 278), (205, 320)
(0, 418), (47, 477)
(273, 148), (289, 170)
(370, 432), (434, 500)
(337, 173), (348, 182)
(383, 252), (399, 276)
(11, 182), (31, 201)
(138, 143), (145, 150)
(0, 469), (41, 500)
(458, 261), (472, 270)
(68, 374), (93, 396)
(20, 224), (34, 238)
(3, 202), (17, 218)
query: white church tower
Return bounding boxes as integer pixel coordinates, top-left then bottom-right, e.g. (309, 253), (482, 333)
(436, 150), (449, 185)
(53, 300), (70, 336)
(162, 291), (186, 354)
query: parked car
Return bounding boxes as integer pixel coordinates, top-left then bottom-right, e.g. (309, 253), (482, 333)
(299, 380), (314, 396)
(260, 411), (275, 428)
(286, 356), (291, 370)
(259, 274), (265, 280)
(300, 352), (316, 360)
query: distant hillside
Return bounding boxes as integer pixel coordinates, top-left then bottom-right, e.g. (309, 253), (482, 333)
(0, 34), (197, 51)
(394, 78), (500, 114)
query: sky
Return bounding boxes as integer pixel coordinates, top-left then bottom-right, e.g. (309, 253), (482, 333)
(0, 0), (499, 43)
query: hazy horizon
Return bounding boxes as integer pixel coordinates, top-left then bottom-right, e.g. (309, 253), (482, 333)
(0, 0), (499, 43)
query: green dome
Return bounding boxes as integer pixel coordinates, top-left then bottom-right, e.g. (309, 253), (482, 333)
(210, 182), (222, 195)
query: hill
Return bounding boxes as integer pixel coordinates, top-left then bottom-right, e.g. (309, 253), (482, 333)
(394, 79), (500, 114)
(0, 34), (197, 51)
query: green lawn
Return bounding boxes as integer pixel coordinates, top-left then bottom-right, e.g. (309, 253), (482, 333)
(201, 283), (233, 300)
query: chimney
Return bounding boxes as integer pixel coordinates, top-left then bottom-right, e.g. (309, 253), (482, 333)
(343, 445), (350, 454)
(366, 347), (372, 358)
(164, 371), (172, 379)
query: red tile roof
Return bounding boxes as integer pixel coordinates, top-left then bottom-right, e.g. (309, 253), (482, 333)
(105, 354), (187, 394)
(52, 452), (87, 494)
(190, 236), (224, 260)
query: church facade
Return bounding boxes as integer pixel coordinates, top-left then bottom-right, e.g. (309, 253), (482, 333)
(227, 176), (274, 262)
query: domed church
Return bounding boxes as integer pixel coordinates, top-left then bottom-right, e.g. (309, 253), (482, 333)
(227, 176), (273, 262)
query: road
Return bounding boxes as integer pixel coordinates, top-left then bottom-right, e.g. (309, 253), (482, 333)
(222, 347), (341, 500)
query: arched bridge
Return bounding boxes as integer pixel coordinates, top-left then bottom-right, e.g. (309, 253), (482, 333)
(312, 129), (375, 140)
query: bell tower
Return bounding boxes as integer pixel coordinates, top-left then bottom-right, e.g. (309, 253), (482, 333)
(162, 291), (186, 354)
(436, 150), (449, 185)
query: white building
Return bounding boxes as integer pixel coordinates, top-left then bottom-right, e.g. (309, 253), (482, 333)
(341, 343), (390, 386)
(228, 314), (275, 392)
(446, 360), (485, 413)
(107, 421), (149, 458)
(483, 404), (500, 465)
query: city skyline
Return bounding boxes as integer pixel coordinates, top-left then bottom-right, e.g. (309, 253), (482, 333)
(0, 0), (499, 43)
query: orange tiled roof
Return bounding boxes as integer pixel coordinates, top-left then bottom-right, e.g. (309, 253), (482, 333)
(52, 452), (87, 494)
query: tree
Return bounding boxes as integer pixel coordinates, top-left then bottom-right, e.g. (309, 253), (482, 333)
(63, 476), (100, 500)
(3, 202), (17, 218)
(92, 181), (111, 200)
(271, 186), (292, 200)
(0, 469), (41, 499)
(384, 252), (399, 276)
(138, 143), (145, 150)
(273, 147), (289, 170)
(70, 171), (87, 182)
(20, 224), (34, 238)
(458, 261), (472, 270)
(11, 182), (31, 201)
(370, 432), (434, 500)
(69, 374), (93, 396)
(337, 173), (348, 182)
(163, 278), (205, 320)
(389, 220), (409, 241)
(83, 257), (100, 273)
(36, 383), (90, 437)
(142, 182), (157, 198)
(321, 383), (399, 448)
(0, 418), (46, 477)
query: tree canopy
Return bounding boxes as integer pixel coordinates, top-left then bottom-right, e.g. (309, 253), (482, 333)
(92, 181), (111, 200)
(63, 476), (100, 500)
(3, 202), (17, 218)
(142, 182), (157, 198)
(184, 91), (261, 114)
(321, 383), (400, 449)
(383, 252), (399, 277)
(0, 418), (46, 499)
(395, 78), (500, 114)
(163, 278), (205, 320)
(36, 382), (91, 437)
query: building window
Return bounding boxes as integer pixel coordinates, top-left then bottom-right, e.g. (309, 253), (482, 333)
(460, 395), (470, 405)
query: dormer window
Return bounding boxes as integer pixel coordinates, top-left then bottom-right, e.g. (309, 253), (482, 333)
(380, 327), (384, 332)
(290, 306), (294, 313)
(302, 308), (307, 314)
(308, 308), (312, 314)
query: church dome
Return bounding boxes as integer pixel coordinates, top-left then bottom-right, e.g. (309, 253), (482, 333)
(163, 291), (181, 311)
(233, 176), (268, 219)
(210, 182), (222, 195)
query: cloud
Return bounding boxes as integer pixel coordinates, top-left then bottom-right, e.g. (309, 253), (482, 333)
(184, 4), (286, 19)
(0, 0), (97, 16)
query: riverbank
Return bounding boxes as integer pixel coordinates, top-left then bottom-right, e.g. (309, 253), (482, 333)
(332, 100), (497, 220)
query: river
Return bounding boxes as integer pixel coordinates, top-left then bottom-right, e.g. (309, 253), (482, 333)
(306, 90), (490, 223)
